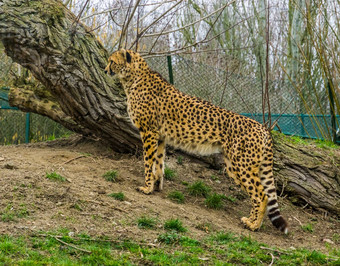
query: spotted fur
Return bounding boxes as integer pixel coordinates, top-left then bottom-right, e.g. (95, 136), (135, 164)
(105, 49), (288, 233)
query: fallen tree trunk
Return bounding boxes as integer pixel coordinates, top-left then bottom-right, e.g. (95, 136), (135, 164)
(272, 134), (340, 215)
(0, 0), (339, 216)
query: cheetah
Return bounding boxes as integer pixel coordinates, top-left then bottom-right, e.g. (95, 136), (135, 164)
(105, 49), (288, 233)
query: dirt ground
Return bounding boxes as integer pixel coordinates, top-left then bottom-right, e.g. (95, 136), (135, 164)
(0, 137), (339, 253)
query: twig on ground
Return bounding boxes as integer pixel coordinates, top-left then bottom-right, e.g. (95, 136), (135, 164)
(54, 236), (92, 253)
(269, 253), (275, 266)
(293, 216), (303, 226)
(63, 155), (86, 164)
(85, 200), (129, 213)
(35, 233), (158, 248)
(260, 246), (290, 255)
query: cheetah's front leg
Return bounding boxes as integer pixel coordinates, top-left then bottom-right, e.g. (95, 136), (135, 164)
(137, 132), (159, 194)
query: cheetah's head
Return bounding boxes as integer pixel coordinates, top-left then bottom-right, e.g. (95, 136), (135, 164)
(105, 49), (147, 82)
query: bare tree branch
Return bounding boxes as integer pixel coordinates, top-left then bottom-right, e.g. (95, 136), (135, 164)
(141, 14), (255, 57)
(129, 0), (184, 49)
(143, 0), (236, 38)
(118, 0), (134, 49)
(80, 0), (177, 21)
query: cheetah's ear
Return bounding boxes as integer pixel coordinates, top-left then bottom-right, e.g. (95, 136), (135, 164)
(126, 51), (132, 63)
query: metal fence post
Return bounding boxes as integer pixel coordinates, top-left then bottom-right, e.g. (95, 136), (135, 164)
(328, 81), (336, 143)
(25, 112), (30, 143)
(167, 55), (174, 85)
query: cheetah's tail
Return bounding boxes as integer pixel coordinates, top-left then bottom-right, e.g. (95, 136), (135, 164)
(267, 198), (288, 234)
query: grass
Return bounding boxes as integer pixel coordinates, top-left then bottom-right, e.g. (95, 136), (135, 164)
(137, 216), (157, 229)
(205, 193), (226, 209)
(102, 170), (118, 182)
(195, 222), (212, 233)
(176, 155), (183, 165)
(1, 204), (29, 222)
(45, 172), (66, 182)
(0, 229), (338, 265)
(301, 223), (314, 233)
(108, 192), (125, 201)
(272, 131), (339, 149)
(226, 195), (237, 203)
(212, 231), (236, 243)
(314, 139), (338, 149)
(187, 181), (211, 197)
(164, 166), (176, 180)
(164, 219), (187, 232)
(158, 232), (199, 246)
(168, 191), (185, 204)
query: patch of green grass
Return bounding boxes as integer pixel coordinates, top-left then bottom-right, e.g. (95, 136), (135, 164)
(226, 195), (237, 203)
(137, 216), (157, 229)
(45, 171), (66, 182)
(0, 229), (338, 265)
(195, 222), (212, 233)
(164, 166), (176, 180)
(205, 193), (226, 209)
(102, 170), (118, 182)
(71, 203), (83, 211)
(289, 135), (309, 145)
(164, 219), (187, 232)
(157, 231), (182, 244)
(157, 232), (199, 247)
(1, 204), (29, 222)
(332, 233), (340, 243)
(168, 191), (185, 204)
(212, 231), (236, 243)
(176, 156), (183, 165)
(108, 192), (125, 201)
(210, 175), (219, 181)
(314, 139), (338, 149)
(301, 223), (314, 233)
(187, 181), (211, 197)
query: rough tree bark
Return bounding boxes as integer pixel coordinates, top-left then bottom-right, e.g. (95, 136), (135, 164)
(0, 0), (339, 215)
(0, 0), (141, 153)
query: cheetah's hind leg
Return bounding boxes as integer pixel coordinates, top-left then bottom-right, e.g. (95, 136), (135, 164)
(225, 154), (268, 231)
(239, 169), (268, 231)
(154, 139), (166, 191)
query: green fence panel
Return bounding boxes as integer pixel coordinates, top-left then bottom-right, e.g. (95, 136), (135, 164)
(0, 87), (71, 145)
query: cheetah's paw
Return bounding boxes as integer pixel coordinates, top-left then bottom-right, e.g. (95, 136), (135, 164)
(241, 217), (260, 231)
(136, 186), (153, 194)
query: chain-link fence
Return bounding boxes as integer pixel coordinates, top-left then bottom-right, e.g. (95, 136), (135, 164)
(147, 55), (340, 143)
(0, 87), (70, 145)
(1, 55), (339, 145)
